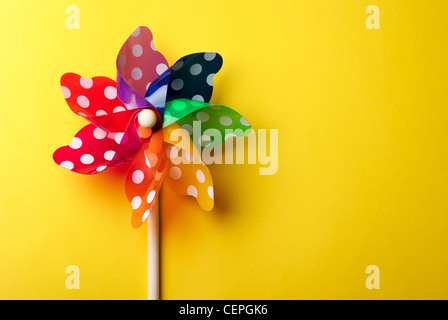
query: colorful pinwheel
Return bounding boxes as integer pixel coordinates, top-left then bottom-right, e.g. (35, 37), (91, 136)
(53, 26), (251, 228)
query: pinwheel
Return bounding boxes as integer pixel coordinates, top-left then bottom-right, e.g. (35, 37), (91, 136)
(53, 26), (251, 299)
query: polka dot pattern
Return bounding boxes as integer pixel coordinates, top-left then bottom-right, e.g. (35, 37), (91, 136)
(171, 78), (184, 91)
(93, 127), (107, 140)
(61, 73), (127, 122)
(53, 124), (127, 174)
(192, 95), (204, 102)
(204, 52), (216, 61)
(165, 162), (214, 211)
(132, 170), (144, 184)
(80, 154), (94, 164)
(163, 136), (214, 211)
(190, 63), (202, 76)
(174, 104), (252, 150)
(69, 137), (82, 149)
(142, 64), (172, 119)
(55, 26), (251, 229)
(116, 26), (169, 97)
(125, 130), (168, 228)
(166, 52), (223, 104)
(76, 95), (89, 108)
(219, 116), (232, 126)
(163, 98), (211, 128)
(208, 186), (214, 199)
(196, 111), (209, 122)
(187, 185), (198, 197)
(104, 86), (117, 99)
(61, 86), (71, 98)
(141, 210), (150, 223)
(131, 196), (142, 209)
(169, 166), (182, 180)
(196, 169), (205, 183)
(60, 161), (74, 170)
(80, 77), (93, 89)
(147, 190), (156, 203)
(132, 44), (143, 57)
(156, 63), (168, 75)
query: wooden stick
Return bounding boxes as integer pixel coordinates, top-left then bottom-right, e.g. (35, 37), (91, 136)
(148, 197), (159, 300)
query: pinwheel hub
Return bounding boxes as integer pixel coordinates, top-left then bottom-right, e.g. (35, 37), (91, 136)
(137, 109), (157, 129)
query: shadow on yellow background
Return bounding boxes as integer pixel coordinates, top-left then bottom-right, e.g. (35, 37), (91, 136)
(1, 0), (448, 299)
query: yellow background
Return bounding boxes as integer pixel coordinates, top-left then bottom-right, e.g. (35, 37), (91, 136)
(1, 0), (448, 299)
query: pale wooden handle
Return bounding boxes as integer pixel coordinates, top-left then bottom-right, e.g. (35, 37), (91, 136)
(148, 196), (159, 300)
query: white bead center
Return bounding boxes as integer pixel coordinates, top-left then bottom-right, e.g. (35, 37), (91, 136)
(138, 109), (157, 128)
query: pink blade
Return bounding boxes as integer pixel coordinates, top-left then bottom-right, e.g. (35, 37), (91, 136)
(53, 124), (138, 174)
(61, 73), (135, 133)
(116, 26), (169, 98)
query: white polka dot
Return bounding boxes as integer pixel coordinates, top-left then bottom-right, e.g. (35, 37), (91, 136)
(104, 150), (116, 161)
(147, 190), (156, 203)
(93, 127), (107, 140)
(172, 61), (184, 70)
(187, 185), (198, 198)
(131, 67), (142, 80)
(164, 113), (173, 122)
(60, 161), (74, 170)
(169, 146), (180, 160)
(132, 170), (144, 184)
(208, 186), (214, 199)
(146, 82), (152, 91)
(181, 124), (193, 135)
(169, 166), (182, 180)
(163, 114), (172, 124)
(219, 116), (232, 126)
(172, 100), (187, 111)
(78, 112), (88, 118)
(240, 117), (250, 126)
(104, 86), (117, 99)
(118, 55), (126, 68)
(206, 73), (215, 86)
(132, 44), (143, 57)
(131, 196), (142, 209)
(114, 133), (126, 144)
(209, 105), (221, 110)
(190, 63), (202, 75)
(96, 166), (107, 172)
(196, 111), (209, 122)
(80, 154), (94, 164)
(156, 63), (168, 75)
(113, 106), (126, 113)
(132, 27), (140, 37)
(196, 169), (205, 183)
(69, 137), (82, 149)
(171, 78), (184, 90)
(192, 94), (204, 102)
(76, 95), (89, 108)
(80, 77), (93, 89)
(61, 86), (71, 98)
(142, 209), (150, 222)
(204, 52), (216, 61)
(96, 110), (107, 116)
(190, 100), (204, 106)
(150, 40), (157, 51)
